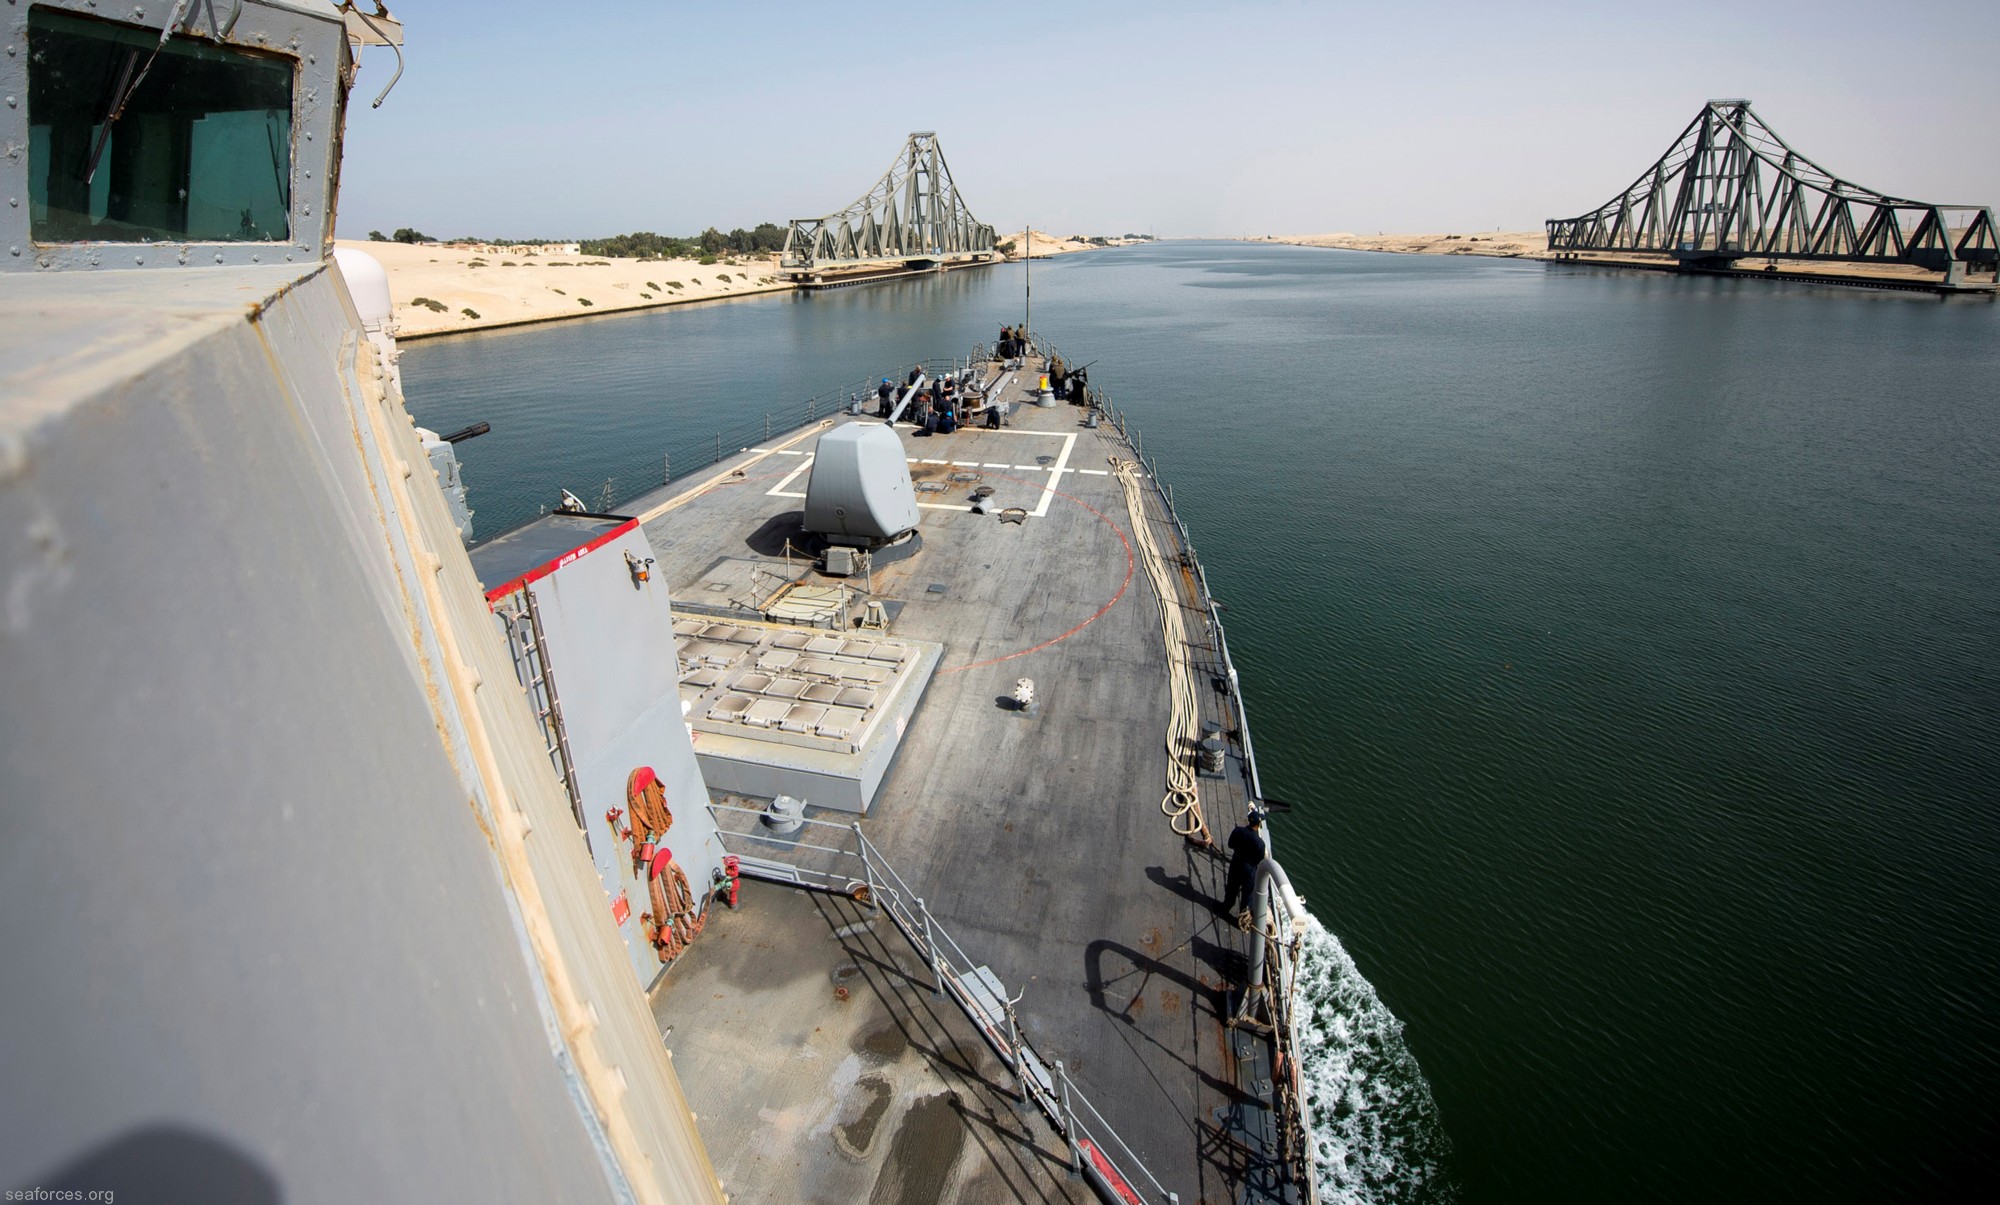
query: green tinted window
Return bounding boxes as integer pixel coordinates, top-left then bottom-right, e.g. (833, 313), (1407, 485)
(28, 8), (293, 243)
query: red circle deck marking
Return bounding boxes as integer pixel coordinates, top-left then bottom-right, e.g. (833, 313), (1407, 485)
(938, 472), (1135, 674)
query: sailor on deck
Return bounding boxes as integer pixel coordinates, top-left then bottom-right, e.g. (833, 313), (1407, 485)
(1219, 810), (1266, 918)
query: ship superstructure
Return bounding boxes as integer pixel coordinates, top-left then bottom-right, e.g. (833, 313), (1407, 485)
(1, 5), (721, 1201)
(1, 4), (1322, 1201)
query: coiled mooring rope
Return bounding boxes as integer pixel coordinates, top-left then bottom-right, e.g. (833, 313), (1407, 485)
(1112, 457), (1212, 846)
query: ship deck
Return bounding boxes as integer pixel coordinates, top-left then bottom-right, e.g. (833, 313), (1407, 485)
(631, 355), (1273, 1203)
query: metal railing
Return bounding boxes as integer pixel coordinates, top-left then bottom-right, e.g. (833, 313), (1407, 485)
(674, 337), (1314, 1199)
(710, 802), (1180, 1204)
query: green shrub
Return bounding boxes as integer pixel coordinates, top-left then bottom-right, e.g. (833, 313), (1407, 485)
(579, 298), (594, 307)
(698, 255), (718, 265)
(461, 308), (480, 319)
(409, 297), (448, 313)
(501, 261), (518, 266)
(666, 281), (683, 289)
(640, 293), (653, 300)
(551, 288), (565, 295)
(647, 281), (661, 291)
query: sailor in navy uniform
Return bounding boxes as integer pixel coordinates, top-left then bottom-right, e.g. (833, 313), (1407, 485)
(1220, 810), (1266, 918)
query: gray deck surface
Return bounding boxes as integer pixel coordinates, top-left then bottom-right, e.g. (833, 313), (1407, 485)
(639, 357), (1269, 1204)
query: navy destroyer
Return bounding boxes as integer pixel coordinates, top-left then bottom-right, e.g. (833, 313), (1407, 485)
(2, 4), (1328, 1201)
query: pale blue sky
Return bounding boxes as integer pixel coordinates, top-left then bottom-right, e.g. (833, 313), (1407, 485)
(334, 0), (2000, 241)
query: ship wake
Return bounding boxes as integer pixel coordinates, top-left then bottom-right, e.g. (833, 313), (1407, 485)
(1293, 912), (1457, 1204)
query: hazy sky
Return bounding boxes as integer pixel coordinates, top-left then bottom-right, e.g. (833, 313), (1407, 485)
(334, 0), (2000, 241)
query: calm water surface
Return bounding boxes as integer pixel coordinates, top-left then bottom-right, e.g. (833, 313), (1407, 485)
(405, 244), (2000, 1203)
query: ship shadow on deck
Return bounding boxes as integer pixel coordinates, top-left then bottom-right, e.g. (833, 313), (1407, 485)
(744, 510), (809, 557)
(814, 891), (1087, 1203)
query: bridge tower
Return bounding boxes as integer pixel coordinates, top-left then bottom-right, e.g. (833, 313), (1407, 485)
(1547, 100), (1997, 284)
(781, 132), (997, 282)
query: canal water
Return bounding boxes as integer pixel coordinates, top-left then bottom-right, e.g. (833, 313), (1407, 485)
(403, 243), (2000, 1203)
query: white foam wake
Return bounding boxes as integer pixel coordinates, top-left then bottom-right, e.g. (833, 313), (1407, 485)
(1292, 911), (1457, 1203)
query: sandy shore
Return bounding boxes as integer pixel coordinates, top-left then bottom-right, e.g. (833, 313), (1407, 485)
(1255, 231), (1980, 288)
(1005, 228), (1125, 258)
(1257, 231), (1550, 258)
(344, 231), (1144, 339)
(339, 239), (795, 339)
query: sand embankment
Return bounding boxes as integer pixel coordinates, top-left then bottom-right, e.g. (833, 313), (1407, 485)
(339, 239), (795, 339)
(1258, 231), (1550, 258)
(1005, 229), (1143, 258)
(1257, 230), (1980, 288)
(346, 230), (1138, 339)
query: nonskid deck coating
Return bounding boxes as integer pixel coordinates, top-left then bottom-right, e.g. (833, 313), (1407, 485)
(638, 359), (1268, 1202)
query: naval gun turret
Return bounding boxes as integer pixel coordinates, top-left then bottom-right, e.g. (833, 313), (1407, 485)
(802, 423), (920, 547)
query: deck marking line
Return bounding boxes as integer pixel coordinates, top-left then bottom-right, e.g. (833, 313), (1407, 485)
(768, 455), (815, 496)
(634, 419), (831, 523)
(940, 467), (1133, 673)
(1031, 432), (1078, 519)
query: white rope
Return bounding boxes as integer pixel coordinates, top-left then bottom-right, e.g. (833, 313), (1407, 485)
(1112, 458), (1211, 846)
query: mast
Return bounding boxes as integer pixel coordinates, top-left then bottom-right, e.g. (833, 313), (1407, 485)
(1024, 226), (1032, 350)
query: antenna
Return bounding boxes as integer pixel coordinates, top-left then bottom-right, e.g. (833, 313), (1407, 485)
(1024, 226), (1031, 347)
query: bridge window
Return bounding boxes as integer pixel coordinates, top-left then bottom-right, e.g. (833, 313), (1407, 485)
(27, 8), (293, 244)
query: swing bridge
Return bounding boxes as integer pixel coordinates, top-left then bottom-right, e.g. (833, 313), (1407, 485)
(781, 132), (998, 281)
(1547, 100), (1998, 286)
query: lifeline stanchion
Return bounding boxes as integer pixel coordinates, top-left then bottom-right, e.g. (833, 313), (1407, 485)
(919, 897), (942, 998)
(1055, 1060), (1081, 1179)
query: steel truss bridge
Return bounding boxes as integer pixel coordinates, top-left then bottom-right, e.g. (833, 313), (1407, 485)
(781, 132), (997, 279)
(1547, 100), (1997, 283)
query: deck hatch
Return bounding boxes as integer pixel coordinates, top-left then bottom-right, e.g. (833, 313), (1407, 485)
(672, 617), (942, 813)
